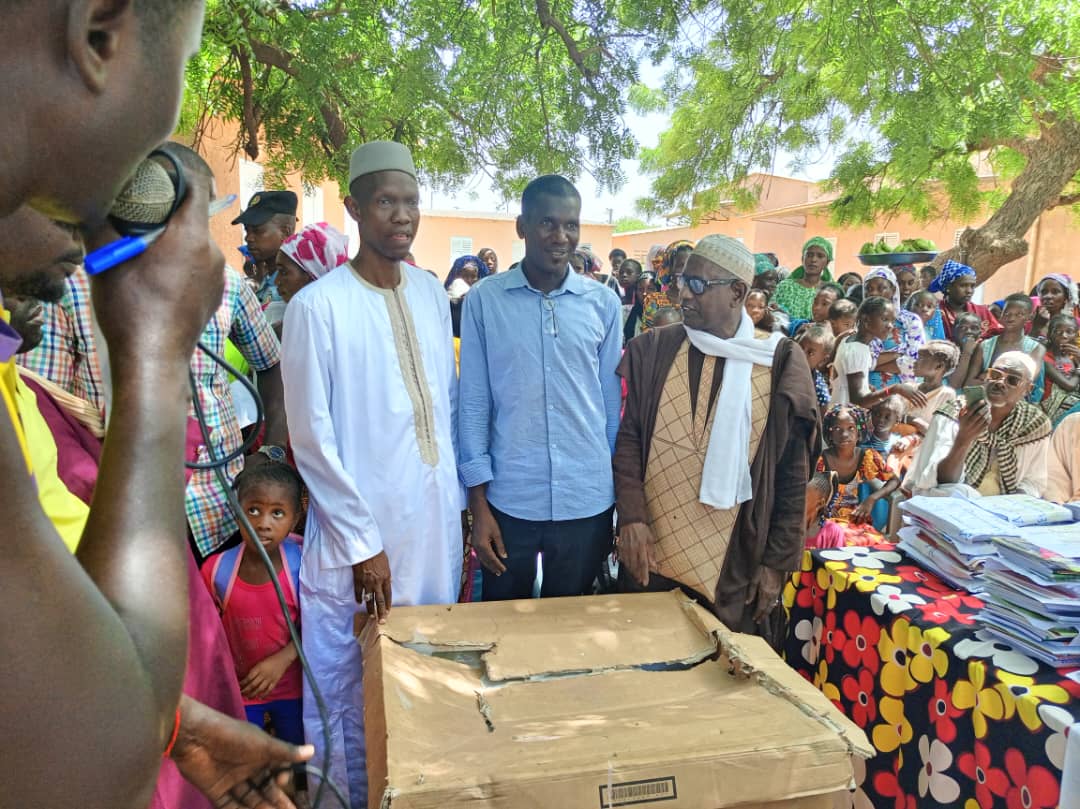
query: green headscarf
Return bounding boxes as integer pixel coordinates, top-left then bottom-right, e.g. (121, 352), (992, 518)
(789, 236), (834, 281)
(754, 253), (775, 276)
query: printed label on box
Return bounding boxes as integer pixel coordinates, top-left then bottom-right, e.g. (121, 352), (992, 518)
(598, 776), (678, 807)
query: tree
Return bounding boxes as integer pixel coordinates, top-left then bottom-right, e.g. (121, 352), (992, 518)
(614, 216), (650, 232)
(184, 0), (686, 200)
(638, 0), (1080, 282)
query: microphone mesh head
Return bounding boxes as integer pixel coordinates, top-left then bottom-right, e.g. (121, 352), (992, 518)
(110, 159), (177, 230)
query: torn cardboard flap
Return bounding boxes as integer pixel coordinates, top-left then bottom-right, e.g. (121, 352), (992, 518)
(362, 590), (872, 809)
(375, 592), (720, 681)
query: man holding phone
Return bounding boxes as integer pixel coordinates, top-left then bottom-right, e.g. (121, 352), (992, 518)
(905, 352), (1052, 497)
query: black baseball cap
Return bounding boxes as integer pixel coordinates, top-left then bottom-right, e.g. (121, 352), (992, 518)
(231, 190), (298, 226)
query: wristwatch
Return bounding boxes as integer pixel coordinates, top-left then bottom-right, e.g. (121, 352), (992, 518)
(257, 444), (287, 463)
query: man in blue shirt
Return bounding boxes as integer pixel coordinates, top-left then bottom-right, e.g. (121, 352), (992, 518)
(458, 175), (622, 600)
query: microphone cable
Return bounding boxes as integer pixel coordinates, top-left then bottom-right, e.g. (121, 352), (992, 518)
(187, 340), (346, 809)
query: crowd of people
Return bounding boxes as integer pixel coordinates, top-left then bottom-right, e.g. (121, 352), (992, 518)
(5, 5), (1080, 809)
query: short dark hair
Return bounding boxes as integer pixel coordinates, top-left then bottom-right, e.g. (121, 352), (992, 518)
(609, 248), (626, 259)
(858, 295), (892, 320)
(521, 175), (580, 220)
(1004, 292), (1034, 313)
(1049, 312), (1077, 336)
(620, 258), (643, 276)
(233, 462), (304, 513)
(828, 298), (857, 320)
(904, 289), (936, 310)
(798, 322), (836, 349)
(817, 283), (845, 300)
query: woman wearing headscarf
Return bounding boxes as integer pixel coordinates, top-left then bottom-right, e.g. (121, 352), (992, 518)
(863, 267), (927, 388)
(645, 244), (665, 276)
(772, 237), (835, 319)
(659, 239), (694, 291)
(1030, 273), (1080, 342)
(274, 222), (351, 303)
(928, 259), (1002, 340)
(444, 254), (489, 301)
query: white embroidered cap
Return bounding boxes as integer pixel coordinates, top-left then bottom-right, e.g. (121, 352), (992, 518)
(691, 235), (755, 285)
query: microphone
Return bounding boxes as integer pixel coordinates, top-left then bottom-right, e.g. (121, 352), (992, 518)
(84, 148), (194, 275)
(84, 151), (234, 276)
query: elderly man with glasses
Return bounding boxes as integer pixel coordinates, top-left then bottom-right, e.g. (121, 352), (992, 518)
(905, 351), (1052, 497)
(612, 235), (820, 648)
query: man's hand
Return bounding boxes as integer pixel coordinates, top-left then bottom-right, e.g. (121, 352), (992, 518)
(746, 566), (786, 624)
(469, 492), (507, 575)
(88, 172), (225, 371)
(240, 647), (296, 702)
(956, 399), (991, 446)
(617, 522), (657, 588)
(352, 551), (392, 622)
(171, 695), (313, 809)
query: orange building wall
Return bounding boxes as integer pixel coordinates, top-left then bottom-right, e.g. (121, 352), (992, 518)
(409, 213), (613, 276)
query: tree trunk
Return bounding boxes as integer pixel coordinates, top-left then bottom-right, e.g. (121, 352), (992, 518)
(931, 118), (1080, 284)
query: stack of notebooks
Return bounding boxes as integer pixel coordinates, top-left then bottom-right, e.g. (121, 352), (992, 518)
(899, 494), (1080, 668)
(896, 496), (1021, 592)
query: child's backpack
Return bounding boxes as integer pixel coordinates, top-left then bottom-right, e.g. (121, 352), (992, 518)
(208, 536), (302, 612)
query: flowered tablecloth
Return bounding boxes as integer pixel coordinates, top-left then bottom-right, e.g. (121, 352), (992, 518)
(782, 545), (1080, 808)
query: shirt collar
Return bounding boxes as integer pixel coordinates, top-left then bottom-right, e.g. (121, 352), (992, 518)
(507, 262), (586, 296)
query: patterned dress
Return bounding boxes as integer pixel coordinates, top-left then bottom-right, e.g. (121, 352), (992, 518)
(817, 449), (894, 546)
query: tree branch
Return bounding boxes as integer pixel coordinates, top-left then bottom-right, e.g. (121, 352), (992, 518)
(233, 46), (262, 160)
(534, 0), (597, 86)
(1055, 192), (1080, 208)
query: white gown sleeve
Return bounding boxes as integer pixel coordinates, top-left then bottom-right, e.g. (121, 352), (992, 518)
(1014, 435), (1050, 498)
(903, 412), (959, 495)
(281, 296), (383, 568)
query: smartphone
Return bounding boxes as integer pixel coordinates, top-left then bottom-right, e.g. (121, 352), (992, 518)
(963, 386), (986, 406)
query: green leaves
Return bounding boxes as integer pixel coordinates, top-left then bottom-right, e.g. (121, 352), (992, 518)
(187, 0), (683, 199)
(642, 0), (1080, 241)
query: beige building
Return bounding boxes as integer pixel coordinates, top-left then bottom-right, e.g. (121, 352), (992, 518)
(612, 173), (1080, 303)
(181, 120), (613, 280)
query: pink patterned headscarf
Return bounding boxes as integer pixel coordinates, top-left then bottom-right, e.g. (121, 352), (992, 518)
(279, 222), (350, 282)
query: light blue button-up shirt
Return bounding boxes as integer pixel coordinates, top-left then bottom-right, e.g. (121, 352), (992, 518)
(458, 265), (623, 522)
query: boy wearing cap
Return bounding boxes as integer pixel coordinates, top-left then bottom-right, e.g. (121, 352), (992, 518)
(280, 141), (462, 808)
(612, 235), (819, 647)
(233, 190), (297, 305)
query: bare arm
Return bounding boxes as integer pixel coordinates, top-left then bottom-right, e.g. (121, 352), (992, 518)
(256, 363), (288, 447)
(959, 340), (985, 387)
(5, 182), (227, 808)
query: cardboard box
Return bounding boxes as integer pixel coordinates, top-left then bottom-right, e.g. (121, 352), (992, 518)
(361, 590), (872, 809)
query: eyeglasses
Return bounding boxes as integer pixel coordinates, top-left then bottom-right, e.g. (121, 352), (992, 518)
(677, 275), (740, 295)
(985, 367), (1027, 388)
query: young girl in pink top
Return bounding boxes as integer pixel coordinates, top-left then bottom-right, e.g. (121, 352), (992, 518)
(202, 462), (304, 743)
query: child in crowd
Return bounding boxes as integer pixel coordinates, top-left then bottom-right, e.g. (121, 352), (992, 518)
(947, 311), (983, 386)
(864, 395), (904, 455)
(201, 463), (305, 745)
(652, 306), (683, 328)
(788, 283), (844, 338)
(1042, 313), (1080, 424)
(905, 289), (945, 339)
(745, 289), (776, 332)
(803, 471), (844, 550)
(832, 296), (926, 410)
(889, 340), (961, 480)
(961, 292), (1045, 401)
(827, 298), (857, 339)
(817, 404), (899, 545)
(919, 266), (937, 290)
(796, 323), (835, 408)
(837, 272), (863, 294)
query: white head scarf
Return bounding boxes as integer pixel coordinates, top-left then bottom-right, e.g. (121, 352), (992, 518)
(279, 222), (350, 282)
